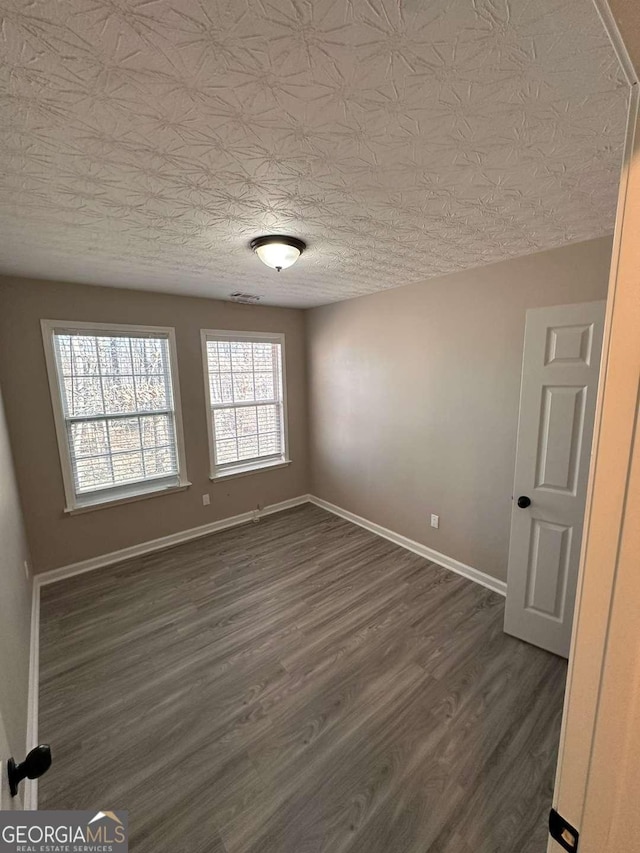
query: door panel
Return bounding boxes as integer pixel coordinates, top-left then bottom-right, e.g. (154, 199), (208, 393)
(505, 302), (605, 658)
(525, 519), (571, 618)
(545, 324), (594, 366)
(536, 385), (586, 493)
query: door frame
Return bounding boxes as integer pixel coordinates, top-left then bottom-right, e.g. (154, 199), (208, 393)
(548, 2), (640, 848)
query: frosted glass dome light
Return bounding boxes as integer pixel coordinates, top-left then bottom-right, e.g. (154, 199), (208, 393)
(250, 235), (306, 272)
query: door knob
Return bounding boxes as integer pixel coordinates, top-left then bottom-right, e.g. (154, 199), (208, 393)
(517, 496), (531, 508)
(8, 745), (52, 797)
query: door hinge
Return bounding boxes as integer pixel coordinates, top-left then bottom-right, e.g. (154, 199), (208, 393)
(549, 808), (579, 851)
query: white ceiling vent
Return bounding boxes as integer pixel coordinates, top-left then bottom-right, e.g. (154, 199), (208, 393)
(229, 292), (261, 305)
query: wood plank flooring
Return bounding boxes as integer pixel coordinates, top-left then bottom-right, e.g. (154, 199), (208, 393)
(38, 504), (566, 852)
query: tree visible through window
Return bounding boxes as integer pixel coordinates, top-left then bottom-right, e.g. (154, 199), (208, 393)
(203, 332), (288, 476)
(43, 322), (186, 510)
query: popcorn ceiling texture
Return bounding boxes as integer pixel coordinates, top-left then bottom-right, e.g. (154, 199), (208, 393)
(0, 0), (629, 307)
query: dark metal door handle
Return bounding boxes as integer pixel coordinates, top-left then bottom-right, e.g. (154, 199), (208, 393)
(517, 496), (531, 508)
(8, 745), (52, 797)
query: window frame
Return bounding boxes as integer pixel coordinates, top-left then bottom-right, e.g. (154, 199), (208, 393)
(41, 319), (190, 513)
(201, 329), (291, 480)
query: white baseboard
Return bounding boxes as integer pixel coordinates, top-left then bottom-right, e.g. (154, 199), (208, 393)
(26, 494), (306, 810)
(24, 579), (40, 810)
(308, 496), (507, 597)
(27, 490), (502, 812)
(35, 494), (312, 588)
(35, 490), (506, 596)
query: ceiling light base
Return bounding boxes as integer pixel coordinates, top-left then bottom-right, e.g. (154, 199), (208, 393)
(250, 235), (306, 271)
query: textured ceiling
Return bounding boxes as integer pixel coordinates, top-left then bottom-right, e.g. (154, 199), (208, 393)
(0, 0), (629, 308)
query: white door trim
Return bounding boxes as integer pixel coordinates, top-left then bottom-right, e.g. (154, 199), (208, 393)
(24, 582), (40, 810)
(547, 65), (640, 851)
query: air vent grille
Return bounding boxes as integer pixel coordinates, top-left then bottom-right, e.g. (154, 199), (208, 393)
(229, 292), (261, 304)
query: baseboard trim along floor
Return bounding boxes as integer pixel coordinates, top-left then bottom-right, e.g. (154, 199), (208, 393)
(307, 496), (507, 598)
(35, 495), (313, 588)
(37, 504), (557, 851)
(28, 492), (506, 812)
(27, 493), (313, 810)
(34, 492), (507, 594)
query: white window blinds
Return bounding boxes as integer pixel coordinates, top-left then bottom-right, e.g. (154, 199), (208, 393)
(43, 323), (186, 509)
(203, 333), (288, 476)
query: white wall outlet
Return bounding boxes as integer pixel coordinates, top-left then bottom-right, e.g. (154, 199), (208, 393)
(430, 514), (439, 529)
(23, 560), (31, 579)
(202, 494), (210, 506)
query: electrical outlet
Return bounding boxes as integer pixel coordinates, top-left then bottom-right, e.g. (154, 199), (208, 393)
(430, 514), (439, 529)
(202, 494), (210, 506)
(23, 560), (31, 580)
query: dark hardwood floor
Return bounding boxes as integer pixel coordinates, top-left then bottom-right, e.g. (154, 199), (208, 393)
(38, 503), (566, 852)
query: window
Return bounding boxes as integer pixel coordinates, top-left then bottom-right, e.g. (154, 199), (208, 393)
(41, 320), (189, 512)
(202, 330), (289, 478)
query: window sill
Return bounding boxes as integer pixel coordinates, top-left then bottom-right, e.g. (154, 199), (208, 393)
(65, 481), (192, 515)
(210, 459), (292, 482)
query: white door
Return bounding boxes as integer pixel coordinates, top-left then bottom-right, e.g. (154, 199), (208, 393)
(504, 301), (605, 658)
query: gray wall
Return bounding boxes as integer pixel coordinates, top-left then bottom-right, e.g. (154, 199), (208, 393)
(0, 236), (612, 585)
(0, 277), (310, 573)
(306, 237), (612, 583)
(0, 384), (32, 758)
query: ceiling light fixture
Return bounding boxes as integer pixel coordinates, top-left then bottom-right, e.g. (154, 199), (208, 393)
(250, 235), (306, 272)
